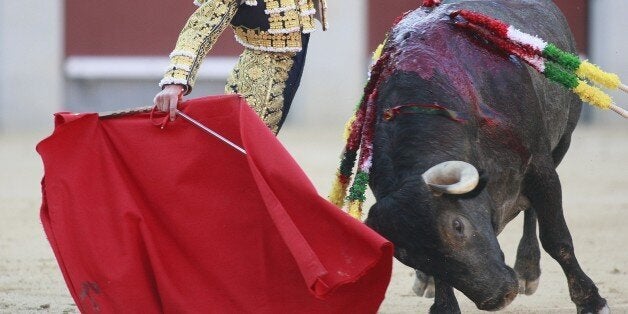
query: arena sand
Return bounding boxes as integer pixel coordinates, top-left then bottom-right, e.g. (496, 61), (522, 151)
(1, 123), (626, 313)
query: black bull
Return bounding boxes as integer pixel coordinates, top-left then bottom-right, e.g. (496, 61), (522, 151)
(363, 0), (609, 313)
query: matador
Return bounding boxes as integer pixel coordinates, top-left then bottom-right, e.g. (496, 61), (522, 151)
(155, 0), (328, 134)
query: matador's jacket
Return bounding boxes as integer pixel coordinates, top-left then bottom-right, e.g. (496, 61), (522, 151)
(160, 0), (328, 133)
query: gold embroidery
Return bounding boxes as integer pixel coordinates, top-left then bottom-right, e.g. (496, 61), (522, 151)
(300, 14), (315, 32)
(225, 49), (295, 134)
(268, 10), (301, 31)
(234, 27), (302, 51)
(264, 0), (297, 10)
(298, 0), (315, 13)
(233, 0), (325, 52)
(162, 0), (326, 95)
(161, 0), (239, 91)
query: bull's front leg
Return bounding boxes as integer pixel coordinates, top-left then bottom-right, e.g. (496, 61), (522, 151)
(523, 158), (609, 314)
(429, 278), (460, 314)
(514, 207), (541, 295)
(413, 270), (435, 298)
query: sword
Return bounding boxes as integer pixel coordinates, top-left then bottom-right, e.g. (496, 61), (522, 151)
(176, 110), (247, 155)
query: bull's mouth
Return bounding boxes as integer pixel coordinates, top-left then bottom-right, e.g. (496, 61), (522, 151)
(476, 289), (518, 311)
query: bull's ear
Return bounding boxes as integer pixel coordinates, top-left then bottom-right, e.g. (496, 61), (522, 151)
(458, 169), (488, 199)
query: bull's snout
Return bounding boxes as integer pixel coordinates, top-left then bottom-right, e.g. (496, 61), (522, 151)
(477, 289), (518, 311)
(475, 267), (519, 311)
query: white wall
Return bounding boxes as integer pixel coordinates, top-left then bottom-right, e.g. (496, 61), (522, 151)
(0, 0), (63, 133)
(286, 0), (367, 128)
(589, 0), (628, 124)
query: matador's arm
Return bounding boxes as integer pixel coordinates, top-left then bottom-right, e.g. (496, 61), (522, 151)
(159, 0), (239, 94)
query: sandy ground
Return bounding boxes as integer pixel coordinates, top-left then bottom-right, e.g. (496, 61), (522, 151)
(1, 123), (627, 313)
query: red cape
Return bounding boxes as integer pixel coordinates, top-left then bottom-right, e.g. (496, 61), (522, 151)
(37, 95), (393, 313)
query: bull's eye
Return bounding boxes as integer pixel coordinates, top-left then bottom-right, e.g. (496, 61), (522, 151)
(452, 218), (464, 235)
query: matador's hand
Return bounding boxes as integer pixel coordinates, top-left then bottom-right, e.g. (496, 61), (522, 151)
(153, 84), (185, 121)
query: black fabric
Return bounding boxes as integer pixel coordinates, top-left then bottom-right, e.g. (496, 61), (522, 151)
(276, 34), (310, 132)
(231, 2), (270, 30)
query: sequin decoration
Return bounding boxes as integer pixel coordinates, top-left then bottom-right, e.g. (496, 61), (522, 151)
(225, 49), (296, 134)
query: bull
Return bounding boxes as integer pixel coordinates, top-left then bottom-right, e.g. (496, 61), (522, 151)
(362, 0), (610, 312)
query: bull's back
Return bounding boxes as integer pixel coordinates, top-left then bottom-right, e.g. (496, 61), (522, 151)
(388, 0), (581, 153)
(451, 0), (581, 149)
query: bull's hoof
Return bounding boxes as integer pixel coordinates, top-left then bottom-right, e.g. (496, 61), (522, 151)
(514, 257), (540, 296)
(429, 301), (461, 314)
(517, 277), (539, 295)
(412, 270), (435, 298)
(577, 302), (610, 314)
(596, 305), (611, 314)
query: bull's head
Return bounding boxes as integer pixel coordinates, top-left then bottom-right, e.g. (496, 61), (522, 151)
(366, 161), (519, 311)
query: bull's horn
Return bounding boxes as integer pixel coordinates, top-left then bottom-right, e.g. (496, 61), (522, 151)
(422, 161), (479, 195)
